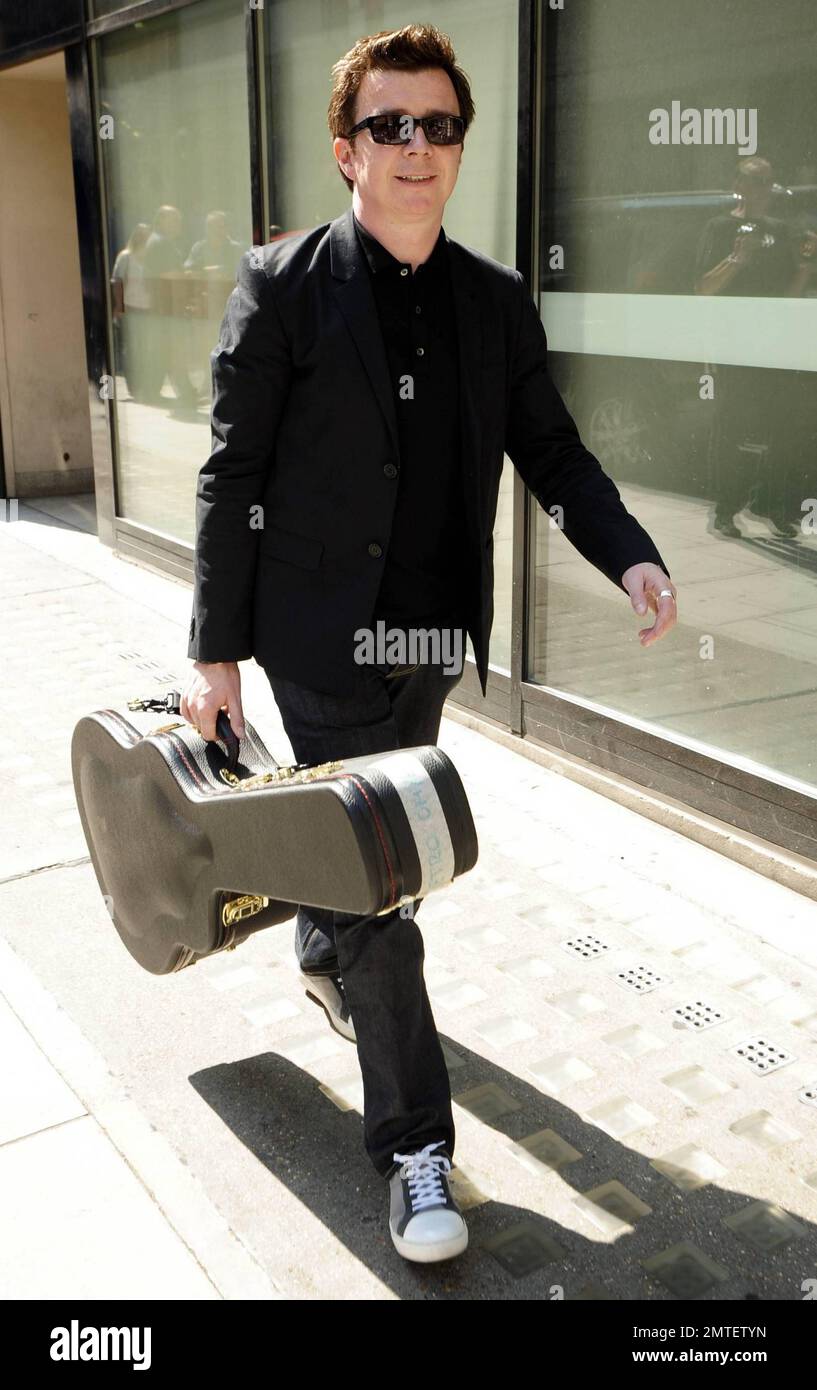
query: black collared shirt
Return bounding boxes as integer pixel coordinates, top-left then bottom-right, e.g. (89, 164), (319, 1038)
(353, 210), (469, 632)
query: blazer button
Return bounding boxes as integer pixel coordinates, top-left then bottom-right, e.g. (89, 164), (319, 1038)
(368, 542), (382, 558)
(383, 463), (398, 478)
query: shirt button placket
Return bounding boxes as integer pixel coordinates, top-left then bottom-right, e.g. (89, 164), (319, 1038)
(412, 270), (426, 369)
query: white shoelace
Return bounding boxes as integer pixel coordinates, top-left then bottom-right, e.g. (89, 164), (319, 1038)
(392, 1140), (452, 1211)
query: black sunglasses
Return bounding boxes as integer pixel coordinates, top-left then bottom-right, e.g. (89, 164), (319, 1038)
(343, 113), (465, 146)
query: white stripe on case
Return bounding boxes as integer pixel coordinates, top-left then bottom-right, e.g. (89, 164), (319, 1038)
(366, 751), (455, 896)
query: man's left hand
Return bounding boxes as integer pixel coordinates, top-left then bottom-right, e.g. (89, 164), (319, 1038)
(621, 563), (677, 647)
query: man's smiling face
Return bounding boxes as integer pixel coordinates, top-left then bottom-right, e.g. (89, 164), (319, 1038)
(334, 66), (464, 225)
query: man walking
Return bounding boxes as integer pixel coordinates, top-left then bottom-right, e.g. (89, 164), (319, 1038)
(182, 23), (676, 1264)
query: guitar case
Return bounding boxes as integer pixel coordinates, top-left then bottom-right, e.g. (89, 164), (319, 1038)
(70, 692), (478, 975)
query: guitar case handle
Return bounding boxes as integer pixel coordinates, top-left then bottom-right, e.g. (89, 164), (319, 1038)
(128, 691), (242, 776)
(213, 708), (240, 775)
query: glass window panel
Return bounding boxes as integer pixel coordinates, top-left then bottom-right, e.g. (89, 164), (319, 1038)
(529, 0), (817, 794)
(95, 0), (252, 542)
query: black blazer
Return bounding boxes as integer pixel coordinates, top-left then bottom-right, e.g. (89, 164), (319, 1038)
(187, 205), (670, 696)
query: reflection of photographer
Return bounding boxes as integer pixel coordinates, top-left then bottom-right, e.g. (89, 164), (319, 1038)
(695, 158), (809, 297)
(141, 205), (197, 413)
(110, 223), (151, 401)
(183, 211), (246, 399)
(694, 158), (813, 538)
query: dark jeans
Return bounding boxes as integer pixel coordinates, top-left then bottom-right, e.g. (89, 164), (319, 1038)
(263, 651), (465, 1178)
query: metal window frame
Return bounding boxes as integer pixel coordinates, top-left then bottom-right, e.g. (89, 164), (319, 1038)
(85, 0), (205, 40)
(452, 0), (536, 732)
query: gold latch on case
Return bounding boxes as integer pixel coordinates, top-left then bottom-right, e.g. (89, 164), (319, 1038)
(222, 894), (270, 928)
(219, 760), (343, 789)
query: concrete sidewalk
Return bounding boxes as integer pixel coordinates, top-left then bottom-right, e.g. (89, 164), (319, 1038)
(2, 498), (817, 1301)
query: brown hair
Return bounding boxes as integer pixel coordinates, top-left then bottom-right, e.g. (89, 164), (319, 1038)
(734, 156), (773, 186)
(327, 24), (475, 192)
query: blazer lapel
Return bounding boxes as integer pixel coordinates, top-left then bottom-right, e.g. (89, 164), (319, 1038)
(329, 207), (400, 459)
(329, 205), (485, 549)
(448, 239), (485, 551)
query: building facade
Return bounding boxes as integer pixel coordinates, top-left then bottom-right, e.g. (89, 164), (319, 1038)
(1, 0), (816, 864)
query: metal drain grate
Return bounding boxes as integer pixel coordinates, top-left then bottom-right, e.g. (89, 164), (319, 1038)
(730, 1036), (795, 1075)
(560, 934), (611, 959)
(117, 650), (180, 684)
(671, 1000), (727, 1030)
(613, 965), (667, 994)
(798, 1083), (817, 1108)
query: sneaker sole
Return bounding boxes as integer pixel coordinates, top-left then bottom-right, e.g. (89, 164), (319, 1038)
(303, 985), (356, 1044)
(390, 1224), (469, 1263)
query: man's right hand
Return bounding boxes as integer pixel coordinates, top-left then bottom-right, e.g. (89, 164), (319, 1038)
(180, 661), (246, 742)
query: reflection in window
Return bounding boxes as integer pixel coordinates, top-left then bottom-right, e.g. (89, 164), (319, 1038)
(97, 0), (252, 543)
(529, 0), (817, 794)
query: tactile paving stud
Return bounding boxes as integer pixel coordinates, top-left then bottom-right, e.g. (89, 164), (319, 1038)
(432, 979), (488, 1011)
(447, 1167), (490, 1212)
(471, 875), (522, 902)
(440, 1040), (466, 1073)
(572, 1181), (652, 1235)
(549, 989), (605, 1020)
(481, 1222), (567, 1276)
(477, 1014), (538, 1050)
(319, 1074), (364, 1112)
(662, 1065), (732, 1106)
(642, 1242), (729, 1298)
(602, 1024), (666, 1059)
(241, 996), (300, 1027)
(453, 1082), (522, 1122)
(613, 964), (667, 994)
(510, 1129), (582, 1174)
(673, 941), (760, 985)
(670, 999), (728, 1030)
(723, 1200), (806, 1252)
(729, 1036), (795, 1075)
(729, 1110), (801, 1150)
(455, 922), (508, 948)
(651, 1144), (729, 1191)
(732, 974), (789, 1005)
(280, 1030), (344, 1067)
(496, 955), (554, 982)
(560, 933), (611, 959)
(793, 1010), (817, 1037)
(527, 1052), (595, 1094)
(585, 1096), (658, 1140)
